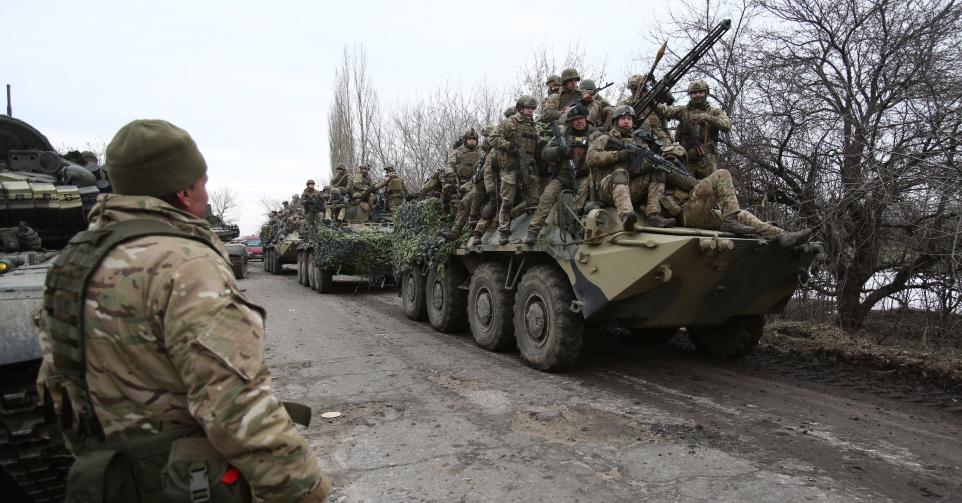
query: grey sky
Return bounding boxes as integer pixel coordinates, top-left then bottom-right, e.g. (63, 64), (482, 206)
(4, 0), (673, 234)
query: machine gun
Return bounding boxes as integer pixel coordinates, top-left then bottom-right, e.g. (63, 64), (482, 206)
(628, 19), (731, 120)
(562, 81), (614, 109)
(604, 137), (696, 190)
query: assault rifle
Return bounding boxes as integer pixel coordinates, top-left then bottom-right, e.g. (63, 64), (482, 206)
(508, 142), (528, 202)
(563, 81), (614, 109)
(472, 150), (487, 184)
(629, 19), (731, 120)
(548, 121), (579, 183)
(605, 137), (695, 190)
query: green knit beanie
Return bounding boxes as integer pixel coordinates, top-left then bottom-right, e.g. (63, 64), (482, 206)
(105, 119), (207, 197)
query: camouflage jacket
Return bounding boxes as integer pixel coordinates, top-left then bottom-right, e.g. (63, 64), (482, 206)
(375, 173), (408, 196)
(331, 171), (351, 189)
(542, 125), (599, 181)
(446, 145), (480, 184)
(586, 126), (644, 185)
(35, 194), (329, 502)
(348, 173), (373, 199)
(656, 102), (732, 146)
(493, 114), (541, 166)
(301, 187), (323, 213)
(537, 88), (581, 123)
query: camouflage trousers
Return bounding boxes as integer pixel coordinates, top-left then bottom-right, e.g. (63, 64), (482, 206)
(687, 152), (719, 180)
(680, 169), (783, 238)
(387, 194), (406, 214)
(473, 158), (499, 236)
(301, 212), (319, 237)
(528, 177), (565, 234)
(452, 182), (477, 234)
(575, 176), (589, 211)
(498, 166), (541, 232)
(598, 168), (662, 218)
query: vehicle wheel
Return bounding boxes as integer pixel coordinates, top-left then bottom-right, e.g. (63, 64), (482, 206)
(514, 264), (584, 371)
(401, 265), (428, 321)
(468, 262), (515, 351)
(629, 328), (677, 345)
(317, 267), (334, 293)
(425, 262), (468, 333)
(270, 249), (280, 275)
(263, 249), (272, 272)
(308, 252), (317, 290)
(689, 315), (764, 358)
(297, 251), (305, 285)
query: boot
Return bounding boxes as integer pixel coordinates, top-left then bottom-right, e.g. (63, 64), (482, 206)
(720, 213), (757, 236)
(524, 230), (538, 245)
(439, 229), (457, 241)
(620, 212), (638, 232)
(646, 214), (676, 228)
(499, 230), (510, 245)
(774, 228), (813, 248)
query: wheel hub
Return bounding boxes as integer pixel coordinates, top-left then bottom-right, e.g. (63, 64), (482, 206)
(525, 295), (547, 343)
(431, 280), (444, 311)
(405, 275), (416, 302)
(476, 288), (492, 328)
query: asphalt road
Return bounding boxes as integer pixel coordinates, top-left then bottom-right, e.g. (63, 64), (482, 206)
(248, 268), (961, 503)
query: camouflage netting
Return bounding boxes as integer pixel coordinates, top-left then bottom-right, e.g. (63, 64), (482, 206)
(391, 197), (463, 274)
(312, 224), (393, 277)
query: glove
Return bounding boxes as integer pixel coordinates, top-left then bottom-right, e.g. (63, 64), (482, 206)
(617, 150), (634, 162)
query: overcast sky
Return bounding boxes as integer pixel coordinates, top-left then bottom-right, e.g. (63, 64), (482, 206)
(4, 0), (675, 234)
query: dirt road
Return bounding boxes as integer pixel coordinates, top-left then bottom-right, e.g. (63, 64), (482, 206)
(249, 268), (961, 502)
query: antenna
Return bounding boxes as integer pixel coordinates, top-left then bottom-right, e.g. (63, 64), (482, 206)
(5, 84), (11, 116)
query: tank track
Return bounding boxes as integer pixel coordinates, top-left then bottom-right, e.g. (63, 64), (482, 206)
(0, 361), (73, 502)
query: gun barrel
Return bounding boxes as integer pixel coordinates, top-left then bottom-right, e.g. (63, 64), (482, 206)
(5, 84), (11, 116)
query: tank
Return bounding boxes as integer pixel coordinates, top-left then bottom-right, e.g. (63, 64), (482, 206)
(204, 205), (247, 279)
(0, 114), (111, 501)
(397, 192), (821, 372)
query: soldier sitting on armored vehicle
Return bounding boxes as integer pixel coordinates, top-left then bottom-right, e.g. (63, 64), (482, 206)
(495, 95), (544, 244)
(587, 105), (674, 230)
(301, 179), (323, 236)
(656, 79), (732, 180)
(331, 162), (350, 189)
(440, 129), (481, 241)
(344, 164), (375, 221)
(471, 124), (501, 240)
(537, 68), (581, 124)
(373, 165), (408, 213)
(525, 105), (598, 244)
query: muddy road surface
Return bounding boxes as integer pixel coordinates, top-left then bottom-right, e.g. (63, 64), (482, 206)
(249, 269), (961, 502)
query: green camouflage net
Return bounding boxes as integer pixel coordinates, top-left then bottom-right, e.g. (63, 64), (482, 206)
(391, 197), (464, 274)
(312, 224), (393, 278)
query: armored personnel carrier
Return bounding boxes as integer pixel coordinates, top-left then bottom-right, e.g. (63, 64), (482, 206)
(398, 192), (820, 372)
(0, 112), (111, 501)
(296, 219), (393, 293)
(204, 205), (247, 279)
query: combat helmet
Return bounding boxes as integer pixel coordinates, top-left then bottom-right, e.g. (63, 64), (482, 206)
(306, 179), (316, 185)
(515, 95), (538, 110)
(384, 165), (396, 173)
(611, 105), (635, 124)
(463, 128), (478, 139)
(545, 74), (561, 86)
(688, 80), (710, 106)
(565, 105), (588, 123)
(504, 106), (517, 117)
(578, 79), (597, 92)
(359, 164), (370, 171)
(627, 74), (645, 91)
(560, 68), (581, 83)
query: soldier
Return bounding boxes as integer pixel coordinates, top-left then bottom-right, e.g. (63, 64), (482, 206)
(526, 105), (598, 244)
(326, 187), (345, 221)
(656, 79), (732, 179)
(34, 119), (330, 502)
(660, 158), (812, 246)
(371, 165), (407, 213)
(494, 95), (543, 244)
(441, 129), (481, 240)
(587, 105), (675, 230)
(471, 124), (501, 240)
(301, 179), (323, 236)
(537, 67), (581, 123)
(347, 164), (374, 220)
(578, 79), (613, 129)
(331, 162), (350, 189)
(545, 74), (561, 96)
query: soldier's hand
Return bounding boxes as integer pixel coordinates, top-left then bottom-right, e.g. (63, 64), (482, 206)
(581, 91), (593, 102)
(617, 150), (634, 162)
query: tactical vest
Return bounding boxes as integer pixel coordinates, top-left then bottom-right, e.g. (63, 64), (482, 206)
(42, 219), (285, 503)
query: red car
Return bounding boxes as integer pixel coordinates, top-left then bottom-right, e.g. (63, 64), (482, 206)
(243, 235), (263, 261)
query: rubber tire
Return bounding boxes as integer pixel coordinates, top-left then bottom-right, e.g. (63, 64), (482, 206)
(690, 315), (764, 358)
(317, 267), (334, 293)
(297, 251), (306, 285)
(468, 262), (515, 351)
(425, 262), (468, 333)
(514, 264), (584, 372)
(401, 265), (428, 321)
(308, 252), (318, 290)
(263, 249), (272, 273)
(629, 328), (677, 345)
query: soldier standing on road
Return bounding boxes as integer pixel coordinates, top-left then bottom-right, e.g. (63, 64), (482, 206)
(525, 105), (597, 244)
(373, 165), (409, 213)
(537, 68), (581, 124)
(35, 119), (331, 502)
(656, 79), (732, 179)
(441, 129), (480, 241)
(495, 95), (543, 244)
(587, 106), (675, 230)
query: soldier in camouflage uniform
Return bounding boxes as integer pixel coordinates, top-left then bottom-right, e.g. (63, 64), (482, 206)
(656, 79), (732, 179)
(440, 129), (481, 240)
(326, 187), (346, 221)
(346, 164), (374, 221)
(301, 179), (323, 237)
(35, 119), (330, 502)
(526, 105), (598, 244)
(577, 79), (612, 129)
(537, 67), (581, 124)
(373, 165), (408, 213)
(471, 124), (500, 239)
(495, 95), (544, 244)
(661, 158), (812, 246)
(587, 106), (675, 230)
(545, 74), (561, 96)
(331, 162), (350, 190)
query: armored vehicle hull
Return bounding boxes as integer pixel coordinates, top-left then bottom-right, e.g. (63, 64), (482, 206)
(400, 192), (819, 371)
(296, 221), (394, 293)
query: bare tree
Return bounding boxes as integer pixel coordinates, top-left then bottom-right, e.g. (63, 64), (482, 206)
(209, 187), (240, 223)
(258, 196), (282, 216)
(327, 45), (381, 180)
